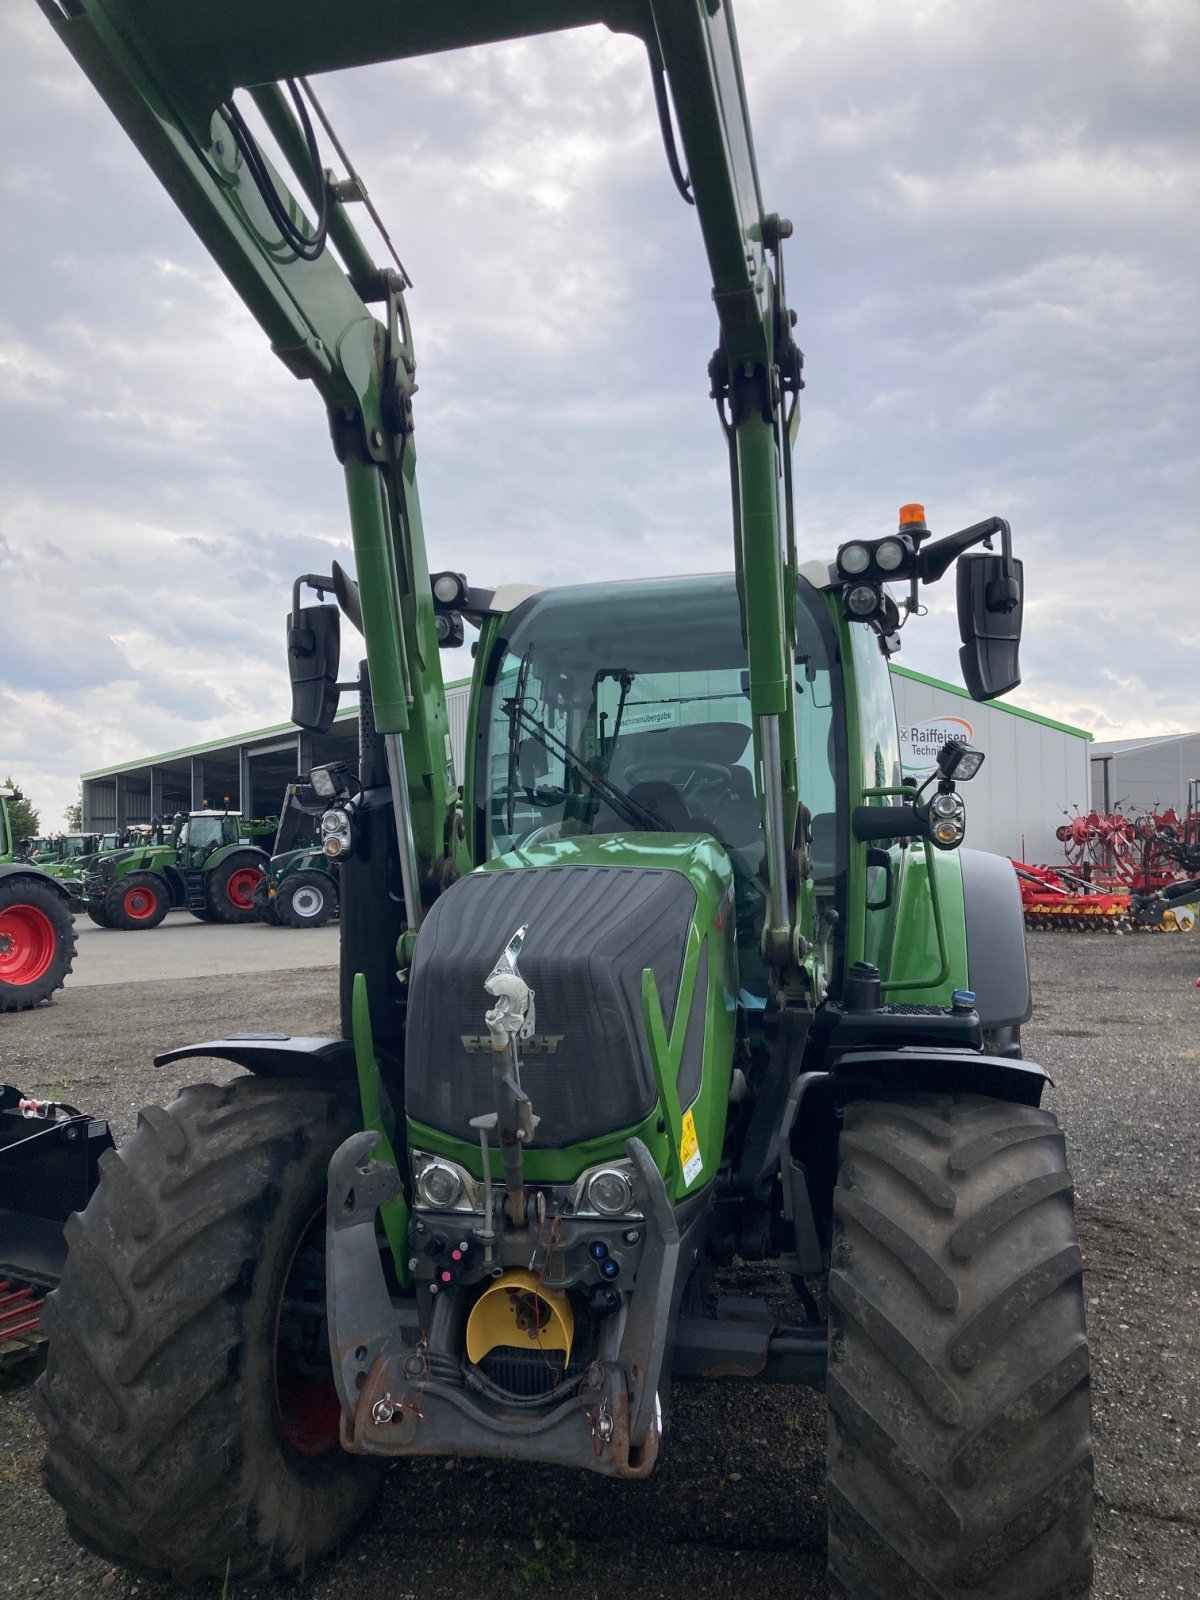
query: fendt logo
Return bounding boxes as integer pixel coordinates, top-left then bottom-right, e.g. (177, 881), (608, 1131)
(459, 1034), (565, 1055)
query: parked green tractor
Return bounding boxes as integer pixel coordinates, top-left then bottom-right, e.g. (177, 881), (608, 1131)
(34, 4), (1092, 1597)
(0, 790), (76, 1012)
(253, 783), (339, 928)
(84, 812), (274, 930)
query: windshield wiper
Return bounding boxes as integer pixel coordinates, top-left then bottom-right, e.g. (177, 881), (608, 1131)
(502, 699), (671, 834)
(503, 647), (534, 833)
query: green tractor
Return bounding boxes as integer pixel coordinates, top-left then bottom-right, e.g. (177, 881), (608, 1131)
(35, 4), (1092, 1597)
(253, 783), (339, 928)
(84, 811), (274, 930)
(0, 790), (77, 1012)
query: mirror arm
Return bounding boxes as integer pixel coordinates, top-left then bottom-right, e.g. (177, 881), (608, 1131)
(916, 517), (1012, 585)
(290, 572), (336, 627)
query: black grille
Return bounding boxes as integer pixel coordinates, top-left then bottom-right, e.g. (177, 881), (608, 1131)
(880, 1003), (956, 1015)
(475, 1343), (593, 1399)
(405, 864), (697, 1146)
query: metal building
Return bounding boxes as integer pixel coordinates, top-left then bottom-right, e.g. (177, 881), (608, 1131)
(1090, 732), (1200, 819)
(82, 669), (1090, 866)
(81, 708), (363, 830)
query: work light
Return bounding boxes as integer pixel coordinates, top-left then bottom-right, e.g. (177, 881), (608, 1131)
(937, 739), (985, 782)
(838, 542), (871, 576)
(875, 537), (906, 572)
(431, 571), (467, 607)
(845, 583), (881, 618)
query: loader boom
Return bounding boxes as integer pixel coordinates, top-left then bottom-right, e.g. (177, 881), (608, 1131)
(38, 0), (805, 969)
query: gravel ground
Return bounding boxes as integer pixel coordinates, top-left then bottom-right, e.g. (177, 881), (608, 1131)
(0, 930), (1196, 1599)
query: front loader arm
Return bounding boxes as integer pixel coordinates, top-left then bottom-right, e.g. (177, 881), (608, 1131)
(38, 0), (805, 974)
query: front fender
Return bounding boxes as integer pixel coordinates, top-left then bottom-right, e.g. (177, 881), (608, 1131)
(206, 843), (270, 872)
(154, 1033), (357, 1083)
(960, 847), (1032, 1029)
(0, 863), (75, 904)
(830, 1046), (1049, 1107)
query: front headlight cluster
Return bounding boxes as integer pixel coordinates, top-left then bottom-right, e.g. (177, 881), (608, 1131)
(928, 789), (966, 848)
(320, 805), (353, 860)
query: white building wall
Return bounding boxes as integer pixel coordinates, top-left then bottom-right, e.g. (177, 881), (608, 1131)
(890, 670), (1091, 862)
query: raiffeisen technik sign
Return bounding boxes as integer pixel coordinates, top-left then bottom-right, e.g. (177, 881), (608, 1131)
(899, 714), (975, 777)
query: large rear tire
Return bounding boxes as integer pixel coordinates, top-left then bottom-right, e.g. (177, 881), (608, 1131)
(38, 1078), (383, 1581)
(827, 1093), (1092, 1599)
(104, 872), (170, 931)
(0, 875), (77, 1011)
(206, 852), (267, 925)
(277, 871), (337, 929)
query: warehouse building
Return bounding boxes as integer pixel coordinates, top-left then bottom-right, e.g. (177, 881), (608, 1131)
(1090, 731), (1200, 819)
(82, 667), (1091, 864)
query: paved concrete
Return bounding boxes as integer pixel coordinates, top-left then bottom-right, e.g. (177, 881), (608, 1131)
(64, 911), (338, 987)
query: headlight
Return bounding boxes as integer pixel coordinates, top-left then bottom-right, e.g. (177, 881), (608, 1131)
(415, 1161), (464, 1209)
(411, 1153), (480, 1212)
(585, 1169), (635, 1217)
(838, 542), (871, 576)
(928, 792), (966, 848)
(572, 1159), (642, 1219)
(320, 806), (353, 859)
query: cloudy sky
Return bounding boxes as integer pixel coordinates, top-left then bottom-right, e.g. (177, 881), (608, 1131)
(1, 0), (1196, 826)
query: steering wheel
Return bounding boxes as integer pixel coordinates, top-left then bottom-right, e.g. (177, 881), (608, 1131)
(623, 759), (733, 797)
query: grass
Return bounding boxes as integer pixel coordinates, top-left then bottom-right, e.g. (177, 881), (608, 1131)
(517, 1516), (578, 1585)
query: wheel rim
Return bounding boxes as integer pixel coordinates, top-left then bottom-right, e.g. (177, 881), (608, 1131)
(0, 903), (57, 986)
(291, 885), (325, 919)
(123, 885), (158, 921)
(273, 1210), (341, 1458)
(225, 866), (263, 910)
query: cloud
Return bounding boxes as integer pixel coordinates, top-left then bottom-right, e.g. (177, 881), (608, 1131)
(0, 0), (1196, 823)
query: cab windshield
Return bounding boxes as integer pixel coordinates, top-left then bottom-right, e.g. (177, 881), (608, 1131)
(179, 816), (226, 853)
(475, 574), (841, 875)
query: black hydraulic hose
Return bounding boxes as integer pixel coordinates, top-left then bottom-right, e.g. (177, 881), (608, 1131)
(223, 79), (328, 262)
(647, 45), (694, 206)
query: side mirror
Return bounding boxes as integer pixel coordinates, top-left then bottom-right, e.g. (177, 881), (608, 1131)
(957, 552), (1023, 701)
(288, 601), (341, 733)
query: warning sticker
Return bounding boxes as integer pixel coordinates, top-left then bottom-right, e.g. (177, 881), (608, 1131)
(680, 1108), (703, 1186)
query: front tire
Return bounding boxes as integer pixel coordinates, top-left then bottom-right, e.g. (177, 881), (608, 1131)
(277, 872), (337, 929)
(827, 1093), (1092, 1599)
(86, 899), (114, 929)
(38, 1078), (382, 1582)
(104, 872), (170, 931)
(207, 853), (266, 925)
(0, 875), (77, 1011)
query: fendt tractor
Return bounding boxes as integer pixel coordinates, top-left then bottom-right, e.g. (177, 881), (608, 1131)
(0, 789), (76, 1011)
(85, 810), (275, 928)
(33, 3), (1092, 1596)
(253, 781), (340, 927)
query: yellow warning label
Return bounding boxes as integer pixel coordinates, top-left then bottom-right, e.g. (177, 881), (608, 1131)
(680, 1108), (703, 1185)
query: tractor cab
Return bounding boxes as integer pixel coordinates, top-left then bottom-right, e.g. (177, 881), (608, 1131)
(177, 811), (240, 867)
(471, 572), (842, 997)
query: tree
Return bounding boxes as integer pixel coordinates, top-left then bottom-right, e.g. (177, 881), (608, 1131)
(1, 776), (41, 844)
(63, 787), (83, 830)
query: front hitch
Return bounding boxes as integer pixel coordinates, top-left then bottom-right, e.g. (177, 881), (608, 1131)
(325, 1129), (678, 1476)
